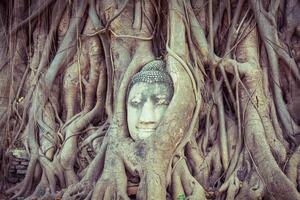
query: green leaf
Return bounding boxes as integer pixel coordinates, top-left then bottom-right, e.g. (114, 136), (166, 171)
(177, 193), (185, 200)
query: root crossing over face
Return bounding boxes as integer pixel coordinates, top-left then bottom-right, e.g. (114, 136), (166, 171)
(127, 82), (173, 140)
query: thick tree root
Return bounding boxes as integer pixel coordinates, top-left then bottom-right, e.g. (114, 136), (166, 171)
(172, 158), (207, 200)
(62, 180), (94, 200)
(91, 153), (129, 200)
(2, 0), (300, 200)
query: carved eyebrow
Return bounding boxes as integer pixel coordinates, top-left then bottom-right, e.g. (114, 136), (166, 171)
(130, 96), (141, 101)
(152, 95), (171, 105)
(129, 94), (143, 102)
(155, 94), (169, 99)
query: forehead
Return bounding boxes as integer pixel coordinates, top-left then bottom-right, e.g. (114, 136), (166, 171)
(128, 82), (172, 98)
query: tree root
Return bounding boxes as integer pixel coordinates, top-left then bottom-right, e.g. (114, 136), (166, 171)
(91, 153), (129, 200)
(219, 153), (245, 200)
(235, 170), (265, 200)
(286, 146), (300, 186)
(172, 158), (207, 200)
(219, 175), (241, 200)
(62, 180), (94, 200)
(241, 69), (300, 199)
(62, 137), (108, 199)
(2, 1), (300, 200)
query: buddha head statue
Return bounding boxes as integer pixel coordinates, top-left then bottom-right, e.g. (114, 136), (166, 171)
(127, 60), (174, 140)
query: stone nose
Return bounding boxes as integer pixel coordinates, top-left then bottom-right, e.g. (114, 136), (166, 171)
(138, 99), (156, 127)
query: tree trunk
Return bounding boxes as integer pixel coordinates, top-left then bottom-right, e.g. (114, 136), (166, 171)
(0, 0), (300, 199)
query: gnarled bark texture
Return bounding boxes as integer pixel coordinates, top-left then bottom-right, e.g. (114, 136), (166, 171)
(0, 0), (300, 199)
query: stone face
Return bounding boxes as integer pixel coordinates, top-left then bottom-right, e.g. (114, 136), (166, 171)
(126, 60), (174, 141)
(127, 82), (173, 140)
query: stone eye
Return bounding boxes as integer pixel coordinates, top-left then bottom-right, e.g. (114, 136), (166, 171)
(155, 97), (169, 106)
(130, 98), (141, 107)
